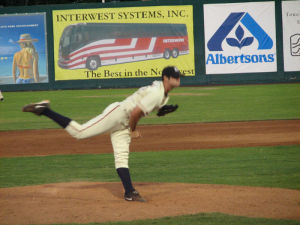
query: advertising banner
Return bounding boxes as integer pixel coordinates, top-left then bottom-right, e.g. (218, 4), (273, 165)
(52, 5), (194, 81)
(282, 1), (300, 72)
(204, 2), (277, 74)
(0, 13), (48, 85)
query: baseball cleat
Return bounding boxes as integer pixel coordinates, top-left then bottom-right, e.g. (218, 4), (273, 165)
(124, 190), (146, 202)
(22, 100), (50, 116)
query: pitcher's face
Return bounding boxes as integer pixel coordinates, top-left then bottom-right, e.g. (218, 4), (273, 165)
(168, 76), (181, 88)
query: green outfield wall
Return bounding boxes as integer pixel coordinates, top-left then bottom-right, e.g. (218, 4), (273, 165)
(0, 0), (299, 91)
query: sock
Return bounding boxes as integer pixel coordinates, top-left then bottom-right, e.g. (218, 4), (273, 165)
(42, 108), (71, 128)
(116, 168), (134, 194)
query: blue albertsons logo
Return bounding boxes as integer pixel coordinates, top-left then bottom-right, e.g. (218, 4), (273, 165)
(206, 12), (274, 65)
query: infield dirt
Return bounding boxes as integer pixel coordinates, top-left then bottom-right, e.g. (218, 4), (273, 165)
(1, 120), (300, 157)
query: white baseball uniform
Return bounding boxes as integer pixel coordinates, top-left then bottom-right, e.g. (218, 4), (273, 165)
(0, 90), (3, 101)
(65, 80), (169, 168)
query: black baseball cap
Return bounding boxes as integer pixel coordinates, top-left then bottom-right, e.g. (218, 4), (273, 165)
(162, 66), (184, 78)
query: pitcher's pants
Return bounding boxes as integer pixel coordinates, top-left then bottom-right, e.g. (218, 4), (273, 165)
(65, 102), (131, 168)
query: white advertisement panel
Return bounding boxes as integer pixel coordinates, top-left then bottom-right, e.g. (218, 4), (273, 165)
(204, 2), (277, 74)
(282, 1), (300, 72)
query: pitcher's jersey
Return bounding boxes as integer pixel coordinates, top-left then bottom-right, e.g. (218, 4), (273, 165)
(122, 81), (169, 116)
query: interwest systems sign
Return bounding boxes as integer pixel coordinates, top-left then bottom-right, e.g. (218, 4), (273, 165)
(204, 2), (277, 74)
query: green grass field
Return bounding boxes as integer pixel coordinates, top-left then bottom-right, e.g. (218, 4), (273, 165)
(1, 83), (300, 130)
(1, 146), (300, 189)
(53, 213), (300, 225)
(1, 83), (300, 225)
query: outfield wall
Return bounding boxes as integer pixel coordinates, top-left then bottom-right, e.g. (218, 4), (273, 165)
(0, 0), (299, 91)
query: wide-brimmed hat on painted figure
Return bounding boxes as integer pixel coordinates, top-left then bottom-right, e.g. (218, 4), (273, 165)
(17, 34), (38, 43)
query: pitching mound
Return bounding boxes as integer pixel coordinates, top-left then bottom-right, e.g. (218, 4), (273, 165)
(1, 182), (300, 225)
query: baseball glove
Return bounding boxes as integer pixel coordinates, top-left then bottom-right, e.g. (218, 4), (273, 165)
(157, 104), (178, 117)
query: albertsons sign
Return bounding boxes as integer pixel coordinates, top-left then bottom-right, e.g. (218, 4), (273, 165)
(204, 2), (277, 74)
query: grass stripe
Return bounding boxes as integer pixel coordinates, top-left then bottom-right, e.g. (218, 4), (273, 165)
(1, 83), (300, 130)
(1, 145), (299, 189)
(52, 213), (300, 225)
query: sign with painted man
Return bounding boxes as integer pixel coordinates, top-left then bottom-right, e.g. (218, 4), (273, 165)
(0, 13), (48, 85)
(52, 6), (195, 81)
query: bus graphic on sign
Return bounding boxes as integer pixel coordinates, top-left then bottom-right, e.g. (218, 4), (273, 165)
(58, 23), (189, 70)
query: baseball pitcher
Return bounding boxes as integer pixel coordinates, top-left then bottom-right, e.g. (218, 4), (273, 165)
(23, 66), (183, 202)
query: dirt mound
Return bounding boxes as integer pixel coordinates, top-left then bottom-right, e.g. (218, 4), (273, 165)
(1, 182), (300, 225)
